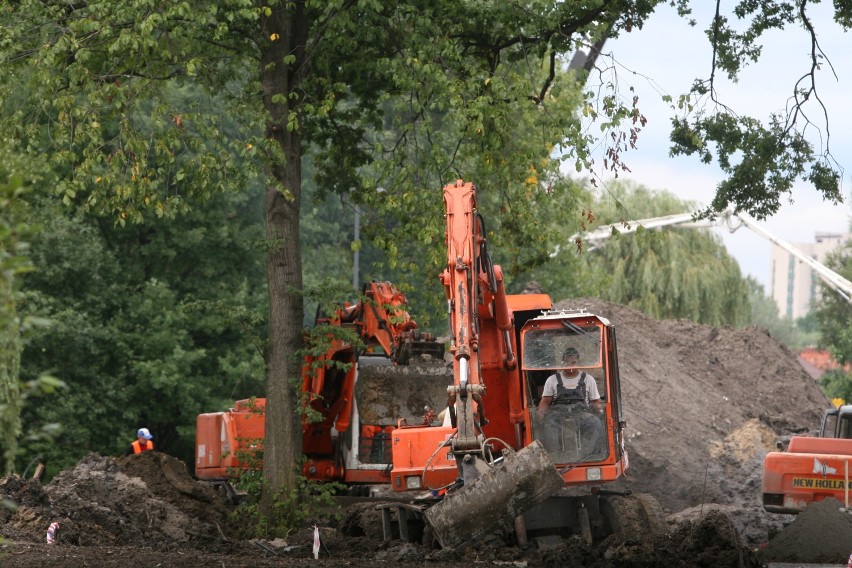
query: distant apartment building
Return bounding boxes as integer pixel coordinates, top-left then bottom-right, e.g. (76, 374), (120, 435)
(769, 232), (851, 319)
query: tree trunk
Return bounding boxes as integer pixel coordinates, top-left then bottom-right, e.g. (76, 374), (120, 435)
(262, 157), (303, 512)
(258, 0), (307, 521)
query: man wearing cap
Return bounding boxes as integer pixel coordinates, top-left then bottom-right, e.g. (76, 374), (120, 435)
(537, 347), (605, 459)
(127, 428), (155, 455)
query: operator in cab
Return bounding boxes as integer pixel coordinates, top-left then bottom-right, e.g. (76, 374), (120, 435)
(537, 347), (605, 460)
(127, 427), (155, 455)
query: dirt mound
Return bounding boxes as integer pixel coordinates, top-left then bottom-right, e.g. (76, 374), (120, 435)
(537, 509), (760, 567)
(1, 452), (236, 551)
(758, 498), (852, 563)
(338, 501), (387, 540)
(621, 509), (761, 567)
(0, 477), (53, 543)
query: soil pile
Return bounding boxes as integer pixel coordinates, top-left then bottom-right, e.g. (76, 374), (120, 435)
(537, 509), (761, 568)
(758, 497), (852, 563)
(0, 452), (239, 550)
(0, 298), (843, 567)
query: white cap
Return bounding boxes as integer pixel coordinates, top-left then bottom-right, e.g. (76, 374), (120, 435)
(137, 428), (153, 440)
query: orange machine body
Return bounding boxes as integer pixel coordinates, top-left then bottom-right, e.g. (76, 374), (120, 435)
(762, 405), (852, 513)
(196, 281), (445, 487)
(195, 398), (266, 480)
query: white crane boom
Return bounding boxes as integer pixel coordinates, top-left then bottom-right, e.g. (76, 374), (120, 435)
(563, 209), (852, 302)
(717, 211), (852, 302)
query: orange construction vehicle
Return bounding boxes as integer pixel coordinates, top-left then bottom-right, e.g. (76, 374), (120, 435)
(386, 180), (665, 550)
(195, 398), (266, 499)
(195, 281), (449, 493)
(762, 404), (852, 513)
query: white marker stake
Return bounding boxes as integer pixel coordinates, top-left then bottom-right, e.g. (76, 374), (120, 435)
(313, 524), (320, 559)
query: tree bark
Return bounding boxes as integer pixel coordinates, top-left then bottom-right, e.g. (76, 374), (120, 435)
(262, 162), (303, 511)
(258, 0), (307, 520)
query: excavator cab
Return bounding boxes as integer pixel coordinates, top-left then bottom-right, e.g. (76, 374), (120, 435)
(819, 405), (852, 439)
(520, 309), (625, 473)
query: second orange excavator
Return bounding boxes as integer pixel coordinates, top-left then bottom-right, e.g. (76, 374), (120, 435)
(195, 280), (451, 495)
(763, 404), (852, 513)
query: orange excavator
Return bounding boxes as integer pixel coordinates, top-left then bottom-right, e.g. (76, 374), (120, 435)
(762, 404), (852, 513)
(195, 280), (449, 494)
(386, 180), (665, 550)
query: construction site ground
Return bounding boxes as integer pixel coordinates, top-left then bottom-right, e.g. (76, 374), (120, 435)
(3, 298), (852, 567)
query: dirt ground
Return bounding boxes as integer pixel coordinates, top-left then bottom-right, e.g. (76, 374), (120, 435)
(2, 298), (851, 567)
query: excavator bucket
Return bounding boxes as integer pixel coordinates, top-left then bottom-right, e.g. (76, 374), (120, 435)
(355, 358), (453, 426)
(400, 337), (446, 364)
(423, 440), (564, 551)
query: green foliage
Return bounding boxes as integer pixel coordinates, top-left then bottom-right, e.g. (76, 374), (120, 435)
(0, 142), (58, 475)
(227, 478), (343, 540)
(663, 3), (844, 220)
(228, 428), (265, 498)
(229, 444), (264, 498)
(814, 244), (852, 365)
(0, 1), (260, 223)
(505, 181), (604, 301)
(0, 174), (31, 474)
(299, 179), (358, 326)
(671, 114), (841, 220)
(300, 3), (665, 314)
(819, 369), (852, 404)
(811, 243), (852, 404)
(746, 277), (818, 349)
(16, 190), (267, 475)
(0, 136), (81, 475)
(796, 312), (820, 335)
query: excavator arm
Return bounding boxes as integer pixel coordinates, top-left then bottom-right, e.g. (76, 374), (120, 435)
(304, 280), (439, 434)
(337, 280), (441, 364)
(441, 180), (516, 452)
(420, 181), (564, 550)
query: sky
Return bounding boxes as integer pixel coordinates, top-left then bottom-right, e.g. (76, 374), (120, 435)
(590, 3), (851, 291)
